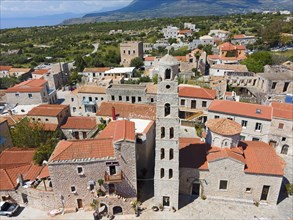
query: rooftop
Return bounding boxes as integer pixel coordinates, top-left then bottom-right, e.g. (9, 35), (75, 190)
(258, 69), (292, 80)
(0, 66), (13, 71)
(271, 102), (293, 120)
(83, 67), (111, 72)
(61, 116), (97, 130)
(77, 86), (106, 94)
(27, 104), (69, 117)
(159, 54), (179, 66)
(219, 42), (246, 51)
(179, 85), (216, 100)
(5, 79), (48, 93)
(97, 102), (156, 120)
(9, 68), (31, 73)
(105, 67), (135, 74)
(206, 118), (242, 136)
(210, 64), (249, 72)
(208, 100), (272, 120)
(32, 69), (50, 75)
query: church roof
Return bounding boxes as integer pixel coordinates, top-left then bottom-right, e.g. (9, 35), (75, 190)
(206, 118), (242, 136)
(159, 54), (179, 66)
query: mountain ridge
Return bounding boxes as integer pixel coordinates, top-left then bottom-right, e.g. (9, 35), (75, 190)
(61, 0), (292, 25)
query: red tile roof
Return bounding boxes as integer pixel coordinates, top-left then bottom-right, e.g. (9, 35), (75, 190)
(38, 165), (50, 179)
(32, 69), (50, 75)
(175, 56), (187, 62)
(49, 139), (114, 162)
(208, 100), (272, 120)
(207, 147), (245, 164)
(242, 141), (283, 176)
(271, 102), (293, 120)
(179, 85), (216, 100)
(179, 29), (192, 34)
(206, 118), (242, 136)
(27, 104), (69, 117)
(5, 79), (47, 93)
(233, 34), (246, 39)
(97, 102), (156, 120)
(0, 66), (12, 71)
(0, 115), (25, 126)
(0, 148), (35, 169)
(144, 56), (156, 61)
(61, 116), (97, 130)
(179, 138), (209, 170)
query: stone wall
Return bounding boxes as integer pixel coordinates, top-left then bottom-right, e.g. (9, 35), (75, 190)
(206, 130), (240, 148)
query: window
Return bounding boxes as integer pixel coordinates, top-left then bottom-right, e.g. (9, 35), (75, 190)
(151, 98), (154, 102)
(77, 166), (84, 175)
(181, 99), (185, 106)
(169, 169), (173, 179)
(71, 186), (76, 193)
(241, 120), (247, 128)
(281, 145), (289, 155)
(161, 148), (165, 159)
(271, 82), (277, 89)
(160, 168), (164, 178)
(202, 101), (207, 108)
(89, 97), (92, 102)
(101, 98), (104, 101)
(219, 180), (228, 190)
(255, 123), (262, 131)
(119, 96), (122, 101)
(169, 127), (174, 139)
(73, 107), (76, 112)
(71, 97), (74, 102)
(214, 115), (219, 119)
(240, 135), (245, 140)
(282, 137), (286, 141)
(111, 96), (115, 101)
(133, 50), (135, 54)
(15, 93), (20, 97)
(161, 127), (165, 138)
(128, 50), (130, 55)
(169, 149), (174, 160)
(45, 118), (48, 121)
(245, 188), (252, 193)
(138, 97), (142, 102)
(164, 103), (170, 116)
(278, 123), (284, 129)
(165, 69), (171, 79)
(123, 50), (125, 54)
(95, 97), (98, 101)
(28, 94), (32, 99)
(252, 137), (260, 141)
(283, 82), (289, 92)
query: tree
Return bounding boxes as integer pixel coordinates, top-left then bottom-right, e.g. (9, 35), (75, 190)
(241, 51), (273, 73)
(130, 57), (144, 69)
(152, 74), (158, 84)
(168, 38), (177, 44)
(75, 56), (86, 72)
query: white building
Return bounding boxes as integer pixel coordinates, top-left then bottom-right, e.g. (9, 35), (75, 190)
(162, 26), (179, 39)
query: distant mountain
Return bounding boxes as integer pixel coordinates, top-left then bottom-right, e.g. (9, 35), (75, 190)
(61, 0), (292, 25)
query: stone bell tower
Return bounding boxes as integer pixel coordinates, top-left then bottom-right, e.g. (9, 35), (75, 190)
(154, 54), (180, 210)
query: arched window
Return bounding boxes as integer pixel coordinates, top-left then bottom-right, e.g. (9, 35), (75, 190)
(161, 148), (165, 159)
(161, 127), (165, 138)
(170, 127), (174, 139)
(165, 69), (171, 80)
(164, 103), (170, 117)
(160, 168), (164, 178)
(281, 145), (289, 155)
(169, 169), (173, 179)
(169, 149), (174, 160)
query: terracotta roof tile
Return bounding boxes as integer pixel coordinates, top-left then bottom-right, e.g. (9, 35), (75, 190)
(208, 100), (272, 120)
(32, 69), (50, 75)
(179, 29), (192, 34)
(97, 102), (156, 120)
(113, 120), (135, 143)
(38, 165), (50, 179)
(206, 118), (242, 136)
(61, 116), (97, 130)
(27, 104), (69, 117)
(5, 79), (47, 93)
(0, 169), (15, 190)
(0, 148), (35, 169)
(77, 86), (106, 94)
(83, 67), (111, 72)
(271, 102), (293, 120)
(179, 138), (209, 170)
(0, 115), (25, 126)
(207, 147), (245, 164)
(9, 68), (31, 73)
(175, 56), (187, 62)
(211, 64), (248, 72)
(146, 84), (157, 94)
(242, 141), (283, 176)
(49, 139), (114, 162)
(0, 66), (13, 71)
(179, 85), (216, 99)
(144, 56), (156, 61)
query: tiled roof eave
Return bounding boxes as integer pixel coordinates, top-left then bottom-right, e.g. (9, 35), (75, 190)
(208, 110), (272, 121)
(244, 171), (283, 177)
(49, 156), (116, 164)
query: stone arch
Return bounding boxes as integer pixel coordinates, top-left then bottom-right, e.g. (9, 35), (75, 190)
(165, 68), (171, 80)
(100, 203), (108, 216)
(164, 103), (170, 117)
(281, 145), (289, 155)
(113, 206), (123, 215)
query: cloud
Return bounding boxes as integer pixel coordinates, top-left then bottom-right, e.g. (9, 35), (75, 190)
(0, 0), (132, 18)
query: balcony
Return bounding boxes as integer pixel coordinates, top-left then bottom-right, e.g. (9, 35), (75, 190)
(104, 171), (123, 183)
(82, 98), (96, 105)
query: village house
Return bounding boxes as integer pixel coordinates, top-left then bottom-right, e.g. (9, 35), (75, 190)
(31, 69), (50, 79)
(0, 118), (13, 151)
(184, 23), (198, 31)
(178, 85), (217, 124)
(0, 66), (12, 78)
(162, 26), (179, 39)
(178, 30), (193, 38)
(7, 68), (32, 80)
(208, 100), (272, 143)
(104, 67), (135, 79)
(199, 35), (215, 46)
(61, 116), (98, 140)
(0, 148), (54, 210)
(269, 102), (293, 156)
(120, 41), (143, 67)
(5, 79), (57, 105)
(209, 76), (227, 99)
(79, 67), (111, 83)
(209, 64), (249, 77)
(48, 120), (143, 214)
(143, 43), (153, 53)
(208, 29), (230, 41)
(231, 34), (256, 45)
(179, 118), (283, 205)
(27, 104), (71, 131)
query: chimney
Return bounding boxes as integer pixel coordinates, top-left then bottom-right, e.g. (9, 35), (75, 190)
(112, 107), (116, 120)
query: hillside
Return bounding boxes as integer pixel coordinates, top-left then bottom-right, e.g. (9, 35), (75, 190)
(61, 0), (292, 25)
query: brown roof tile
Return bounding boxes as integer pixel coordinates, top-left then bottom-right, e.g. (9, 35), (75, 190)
(179, 85), (216, 99)
(0, 66), (13, 71)
(27, 104), (69, 117)
(32, 69), (50, 75)
(207, 147), (245, 164)
(5, 79), (47, 93)
(206, 118), (242, 136)
(271, 102), (293, 120)
(0, 115), (25, 126)
(83, 67), (111, 72)
(208, 100), (272, 120)
(0, 148), (35, 169)
(77, 86), (106, 94)
(61, 116), (97, 130)
(97, 102), (156, 120)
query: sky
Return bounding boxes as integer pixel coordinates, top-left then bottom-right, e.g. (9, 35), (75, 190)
(0, 0), (133, 18)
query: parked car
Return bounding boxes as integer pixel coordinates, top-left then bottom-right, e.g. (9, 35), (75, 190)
(0, 201), (20, 217)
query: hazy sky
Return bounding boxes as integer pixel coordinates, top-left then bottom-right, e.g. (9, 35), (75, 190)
(0, 0), (133, 18)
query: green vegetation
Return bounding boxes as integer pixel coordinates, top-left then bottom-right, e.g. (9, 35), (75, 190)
(0, 76), (20, 89)
(130, 57), (144, 68)
(241, 51), (273, 73)
(10, 118), (62, 165)
(286, 183), (293, 196)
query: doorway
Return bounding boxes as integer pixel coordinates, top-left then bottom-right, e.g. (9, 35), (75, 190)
(113, 206), (123, 215)
(77, 199), (83, 209)
(192, 182), (200, 196)
(163, 196), (170, 207)
(260, 185), (270, 201)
